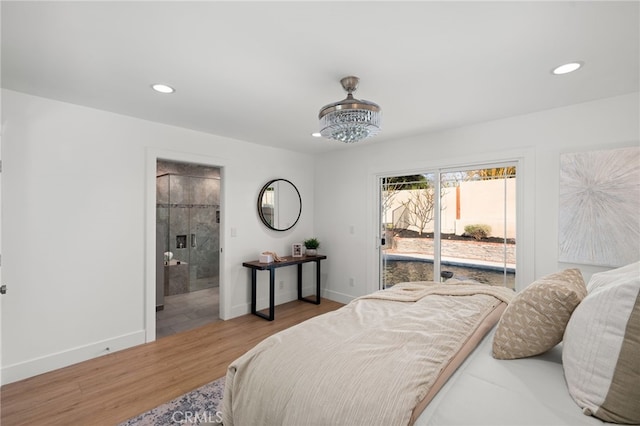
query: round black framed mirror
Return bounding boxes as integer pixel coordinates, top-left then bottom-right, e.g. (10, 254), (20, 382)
(257, 179), (302, 231)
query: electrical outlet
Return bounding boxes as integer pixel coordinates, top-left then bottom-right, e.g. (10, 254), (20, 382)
(349, 278), (355, 287)
(279, 281), (284, 290)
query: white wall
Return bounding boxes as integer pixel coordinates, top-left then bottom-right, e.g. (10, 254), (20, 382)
(1, 89), (315, 383)
(2, 89), (638, 384)
(315, 93), (640, 302)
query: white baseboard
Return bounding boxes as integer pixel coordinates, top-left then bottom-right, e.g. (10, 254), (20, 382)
(1, 330), (146, 385)
(321, 289), (354, 305)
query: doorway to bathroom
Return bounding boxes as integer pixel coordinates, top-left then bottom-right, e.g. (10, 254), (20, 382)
(155, 160), (221, 338)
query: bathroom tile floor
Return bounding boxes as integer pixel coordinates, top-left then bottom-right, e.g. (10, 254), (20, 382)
(156, 286), (220, 339)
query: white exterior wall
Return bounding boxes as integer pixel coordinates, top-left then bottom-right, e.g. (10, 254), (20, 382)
(456, 179), (517, 238)
(384, 178), (517, 238)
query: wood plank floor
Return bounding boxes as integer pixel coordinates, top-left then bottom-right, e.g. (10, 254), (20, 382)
(0, 298), (343, 425)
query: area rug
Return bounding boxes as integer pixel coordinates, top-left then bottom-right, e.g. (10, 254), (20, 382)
(119, 376), (225, 425)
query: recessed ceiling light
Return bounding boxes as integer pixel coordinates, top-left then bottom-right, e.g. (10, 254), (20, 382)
(552, 62), (583, 75)
(151, 83), (175, 93)
(311, 132), (322, 138)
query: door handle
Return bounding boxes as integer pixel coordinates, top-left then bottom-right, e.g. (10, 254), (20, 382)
(1, 284), (7, 295)
(191, 234), (197, 248)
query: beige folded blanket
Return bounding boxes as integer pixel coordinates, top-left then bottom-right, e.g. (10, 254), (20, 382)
(358, 280), (515, 304)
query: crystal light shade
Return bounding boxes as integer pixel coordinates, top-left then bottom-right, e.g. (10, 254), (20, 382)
(318, 76), (381, 143)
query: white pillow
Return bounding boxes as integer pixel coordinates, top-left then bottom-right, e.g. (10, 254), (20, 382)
(587, 261), (639, 293)
(562, 261), (640, 424)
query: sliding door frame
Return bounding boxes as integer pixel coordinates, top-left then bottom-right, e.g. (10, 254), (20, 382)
(371, 149), (535, 294)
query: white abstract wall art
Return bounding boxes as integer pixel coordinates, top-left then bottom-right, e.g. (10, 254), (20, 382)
(558, 146), (640, 267)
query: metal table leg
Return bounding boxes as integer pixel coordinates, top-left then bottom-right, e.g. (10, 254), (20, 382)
(253, 268), (275, 321)
(298, 260), (321, 305)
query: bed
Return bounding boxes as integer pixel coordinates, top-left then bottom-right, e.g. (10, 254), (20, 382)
(416, 329), (605, 425)
(222, 262), (640, 426)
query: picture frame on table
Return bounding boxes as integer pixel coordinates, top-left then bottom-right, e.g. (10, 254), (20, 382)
(292, 243), (303, 257)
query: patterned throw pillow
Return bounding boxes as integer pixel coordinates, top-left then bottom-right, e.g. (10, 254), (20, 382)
(563, 262), (640, 424)
(492, 268), (586, 360)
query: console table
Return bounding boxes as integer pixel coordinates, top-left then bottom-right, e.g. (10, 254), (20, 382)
(242, 254), (327, 321)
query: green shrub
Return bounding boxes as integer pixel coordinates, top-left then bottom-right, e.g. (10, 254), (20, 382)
(464, 224), (491, 240)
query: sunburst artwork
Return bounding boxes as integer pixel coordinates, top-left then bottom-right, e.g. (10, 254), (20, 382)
(559, 146), (640, 267)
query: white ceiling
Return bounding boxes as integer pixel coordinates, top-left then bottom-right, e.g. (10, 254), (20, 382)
(2, 1), (639, 155)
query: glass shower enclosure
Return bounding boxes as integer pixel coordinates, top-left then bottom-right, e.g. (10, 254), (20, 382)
(157, 173), (220, 297)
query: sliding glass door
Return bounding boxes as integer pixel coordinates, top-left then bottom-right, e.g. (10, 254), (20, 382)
(379, 164), (516, 289)
(380, 174), (437, 286)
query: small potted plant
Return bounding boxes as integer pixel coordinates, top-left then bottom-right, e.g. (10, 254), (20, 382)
(303, 238), (320, 256)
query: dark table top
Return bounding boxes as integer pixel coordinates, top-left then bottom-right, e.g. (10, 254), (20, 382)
(242, 254), (327, 270)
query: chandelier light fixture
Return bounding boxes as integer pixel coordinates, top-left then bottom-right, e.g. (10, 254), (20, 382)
(318, 76), (382, 143)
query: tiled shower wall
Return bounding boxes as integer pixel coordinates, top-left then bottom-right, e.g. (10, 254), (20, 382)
(157, 160), (220, 293)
